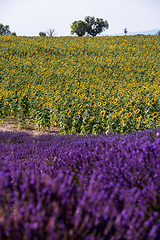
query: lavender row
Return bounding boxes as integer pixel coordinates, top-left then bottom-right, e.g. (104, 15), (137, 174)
(0, 128), (160, 239)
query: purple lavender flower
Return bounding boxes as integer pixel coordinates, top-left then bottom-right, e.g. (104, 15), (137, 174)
(0, 127), (160, 239)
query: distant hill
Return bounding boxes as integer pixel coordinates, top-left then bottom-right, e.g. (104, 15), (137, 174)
(103, 29), (160, 36)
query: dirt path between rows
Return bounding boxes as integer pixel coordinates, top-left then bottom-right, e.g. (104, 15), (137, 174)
(0, 118), (61, 136)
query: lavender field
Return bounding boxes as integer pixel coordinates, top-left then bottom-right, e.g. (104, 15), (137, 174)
(0, 128), (160, 239)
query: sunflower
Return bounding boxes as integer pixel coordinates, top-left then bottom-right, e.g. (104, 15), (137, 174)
(90, 116), (95, 121)
(137, 123), (140, 128)
(151, 99), (155, 104)
(128, 112), (132, 118)
(117, 110), (122, 116)
(153, 112), (158, 118)
(67, 110), (72, 116)
(101, 110), (105, 117)
(66, 108), (71, 113)
(78, 109), (83, 114)
(78, 103), (83, 108)
(137, 117), (141, 122)
(143, 119), (147, 124)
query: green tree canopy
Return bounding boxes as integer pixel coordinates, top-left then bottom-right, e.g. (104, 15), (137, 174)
(84, 16), (109, 37)
(71, 20), (88, 36)
(157, 30), (160, 35)
(39, 31), (46, 37)
(0, 23), (11, 35)
(70, 17), (109, 37)
(11, 32), (17, 36)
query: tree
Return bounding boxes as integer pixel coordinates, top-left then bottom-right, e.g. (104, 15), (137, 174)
(11, 32), (17, 36)
(71, 20), (88, 36)
(84, 16), (109, 37)
(124, 28), (128, 36)
(0, 23), (11, 35)
(157, 30), (160, 35)
(39, 31), (46, 37)
(70, 17), (109, 37)
(46, 29), (56, 36)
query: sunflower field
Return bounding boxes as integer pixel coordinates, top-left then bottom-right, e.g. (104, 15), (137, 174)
(0, 35), (159, 134)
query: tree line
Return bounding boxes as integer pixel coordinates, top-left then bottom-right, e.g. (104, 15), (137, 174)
(0, 16), (109, 37)
(0, 23), (16, 36)
(1, 18), (160, 37)
(39, 16), (109, 37)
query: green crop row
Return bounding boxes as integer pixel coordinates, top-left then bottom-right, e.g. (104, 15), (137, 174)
(0, 35), (159, 134)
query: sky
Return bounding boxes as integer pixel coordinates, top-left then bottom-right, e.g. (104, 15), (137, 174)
(1, 0), (160, 36)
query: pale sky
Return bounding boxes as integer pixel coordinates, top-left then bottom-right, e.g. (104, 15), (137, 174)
(1, 0), (160, 36)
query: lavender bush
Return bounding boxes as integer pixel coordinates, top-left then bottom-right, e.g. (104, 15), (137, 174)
(0, 127), (160, 239)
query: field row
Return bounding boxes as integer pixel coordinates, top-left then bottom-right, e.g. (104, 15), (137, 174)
(0, 128), (160, 239)
(0, 35), (160, 133)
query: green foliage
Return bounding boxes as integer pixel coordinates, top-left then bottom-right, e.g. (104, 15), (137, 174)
(0, 23), (11, 36)
(0, 35), (160, 134)
(39, 32), (46, 37)
(71, 20), (88, 36)
(11, 32), (17, 36)
(157, 30), (160, 35)
(84, 16), (109, 37)
(71, 16), (109, 37)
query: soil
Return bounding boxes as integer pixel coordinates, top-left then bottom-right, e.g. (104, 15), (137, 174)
(0, 117), (61, 136)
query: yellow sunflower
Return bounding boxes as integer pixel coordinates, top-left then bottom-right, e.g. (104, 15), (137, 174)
(151, 99), (155, 104)
(153, 112), (158, 118)
(90, 116), (95, 121)
(101, 111), (105, 117)
(128, 112), (132, 118)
